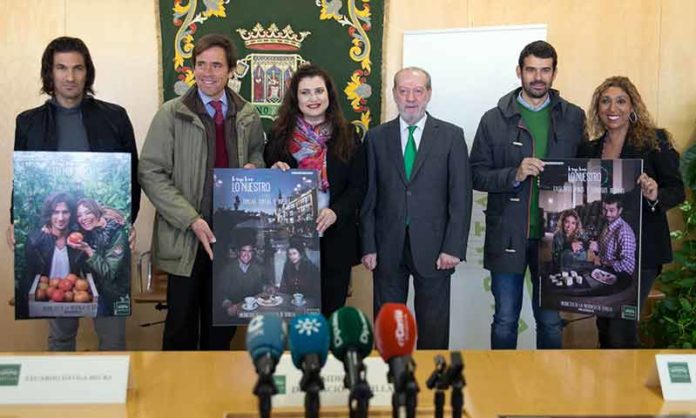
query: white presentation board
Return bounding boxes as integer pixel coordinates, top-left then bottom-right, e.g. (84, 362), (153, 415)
(402, 24), (548, 349)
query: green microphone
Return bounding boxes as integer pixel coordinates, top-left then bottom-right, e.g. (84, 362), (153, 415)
(329, 307), (374, 418)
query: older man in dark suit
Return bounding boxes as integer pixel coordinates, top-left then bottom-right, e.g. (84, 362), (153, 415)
(360, 67), (472, 349)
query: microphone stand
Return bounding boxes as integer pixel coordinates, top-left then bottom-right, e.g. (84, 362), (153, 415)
(446, 352), (465, 418)
(252, 353), (279, 418)
(345, 351), (373, 418)
(252, 372), (277, 418)
(425, 355), (448, 418)
(299, 354), (325, 418)
(388, 356), (419, 418)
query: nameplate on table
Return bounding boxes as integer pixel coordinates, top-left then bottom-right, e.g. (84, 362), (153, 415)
(272, 354), (392, 408)
(656, 354), (696, 401)
(0, 355), (129, 404)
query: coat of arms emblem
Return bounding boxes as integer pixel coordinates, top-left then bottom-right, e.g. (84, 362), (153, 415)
(231, 23), (311, 120)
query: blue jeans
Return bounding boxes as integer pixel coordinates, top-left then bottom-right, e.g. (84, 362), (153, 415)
(490, 240), (562, 349)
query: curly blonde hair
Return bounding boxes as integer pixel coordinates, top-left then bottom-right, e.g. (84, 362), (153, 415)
(586, 76), (667, 151)
(555, 209), (583, 241)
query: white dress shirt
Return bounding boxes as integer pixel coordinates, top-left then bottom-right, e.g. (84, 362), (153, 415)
(399, 114), (428, 154)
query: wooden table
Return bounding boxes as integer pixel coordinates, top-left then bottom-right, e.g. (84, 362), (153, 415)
(1, 350), (696, 417)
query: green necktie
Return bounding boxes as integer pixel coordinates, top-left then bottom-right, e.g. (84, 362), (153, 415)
(404, 125), (417, 180)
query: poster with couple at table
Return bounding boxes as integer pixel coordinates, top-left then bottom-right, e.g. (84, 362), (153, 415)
(538, 158), (643, 320)
(211, 169), (321, 326)
(13, 151), (132, 320)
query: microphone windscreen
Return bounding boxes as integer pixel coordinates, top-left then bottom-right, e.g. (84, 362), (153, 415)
(288, 313), (330, 369)
(329, 306), (373, 362)
(246, 314), (287, 361)
(374, 303), (417, 362)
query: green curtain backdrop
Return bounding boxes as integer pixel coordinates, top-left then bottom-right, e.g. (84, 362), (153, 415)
(159, 0), (384, 135)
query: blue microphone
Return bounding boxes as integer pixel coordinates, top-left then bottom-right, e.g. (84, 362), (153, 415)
(288, 313), (330, 418)
(246, 314), (287, 418)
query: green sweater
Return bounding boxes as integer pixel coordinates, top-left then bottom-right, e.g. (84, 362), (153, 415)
(518, 104), (550, 239)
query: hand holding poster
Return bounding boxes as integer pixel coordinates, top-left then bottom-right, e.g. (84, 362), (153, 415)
(13, 151), (132, 319)
(538, 159), (642, 319)
(212, 169), (321, 325)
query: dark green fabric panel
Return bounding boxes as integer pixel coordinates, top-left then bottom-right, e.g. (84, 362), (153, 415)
(159, 0), (384, 135)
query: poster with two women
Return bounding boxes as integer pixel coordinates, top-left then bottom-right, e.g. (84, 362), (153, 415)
(13, 151), (132, 319)
(538, 158), (643, 320)
(211, 169), (320, 326)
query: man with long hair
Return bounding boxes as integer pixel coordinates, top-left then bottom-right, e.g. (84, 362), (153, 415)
(10, 36), (140, 351)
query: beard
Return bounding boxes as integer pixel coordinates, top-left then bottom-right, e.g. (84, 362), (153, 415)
(523, 81), (550, 99)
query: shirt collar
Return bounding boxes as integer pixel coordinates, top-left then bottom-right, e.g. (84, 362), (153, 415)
(517, 91), (550, 111)
(197, 88), (228, 107)
(399, 113), (427, 132)
(607, 216), (624, 231)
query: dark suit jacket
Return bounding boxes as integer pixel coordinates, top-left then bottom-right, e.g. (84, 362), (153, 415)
(264, 131), (366, 271)
(360, 115), (472, 278)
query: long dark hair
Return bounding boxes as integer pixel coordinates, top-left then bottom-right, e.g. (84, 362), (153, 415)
(40, 192), (75, 228)
(267, 64), (355, 163)
(40, 37), (95, 96)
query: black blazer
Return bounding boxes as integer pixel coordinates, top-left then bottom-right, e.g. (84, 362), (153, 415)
(577, 129), (685, 267)
(264, 128), (366, 271)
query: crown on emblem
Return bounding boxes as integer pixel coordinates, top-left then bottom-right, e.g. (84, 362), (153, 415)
(236, 23), (311, 52)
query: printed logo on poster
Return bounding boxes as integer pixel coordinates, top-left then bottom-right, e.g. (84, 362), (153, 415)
(621, 305), (637, 320)
(233, 23), (311, 120)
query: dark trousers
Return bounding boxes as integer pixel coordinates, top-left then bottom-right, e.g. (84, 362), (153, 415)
(596, 267), (659, 348)
(320, 266), (351, 319)
(373, 234), (451, 349)
(163, 249), (236, 350)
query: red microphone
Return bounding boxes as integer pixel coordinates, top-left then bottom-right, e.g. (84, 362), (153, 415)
(375, 303), (419, 418)
(375, 303), (417, 360)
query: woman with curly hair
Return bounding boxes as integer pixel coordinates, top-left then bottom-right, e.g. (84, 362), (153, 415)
(578, 76), (685, 348)
(552, 209), (587, 271)
(264, 64), (366, 318)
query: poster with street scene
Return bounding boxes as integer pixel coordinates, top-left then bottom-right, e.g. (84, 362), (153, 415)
(212, 169), (321, 326)
(13, 151), (132, 319)
(538, 158), (642, 319)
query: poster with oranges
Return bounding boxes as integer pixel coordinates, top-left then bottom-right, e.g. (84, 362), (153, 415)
(12, 151), (132, 319)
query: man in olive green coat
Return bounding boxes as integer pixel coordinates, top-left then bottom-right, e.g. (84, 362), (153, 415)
(139, 34), (265, 350)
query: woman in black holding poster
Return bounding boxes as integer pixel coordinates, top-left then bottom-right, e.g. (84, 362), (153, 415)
(578, 76), (685, 348)
(264, 64), (366, 318)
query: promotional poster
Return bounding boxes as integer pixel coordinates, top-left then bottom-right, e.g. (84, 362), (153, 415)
(538, 158), (643, 319)
(212, 169), (321, 325)
(13, 151), (132, 319)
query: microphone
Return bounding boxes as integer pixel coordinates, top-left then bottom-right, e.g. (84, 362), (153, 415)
(329, 307), (374, 418)
(288, 313), (330, 418)
(245, 314), (287, 418)
(375, 303), (419, 418)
